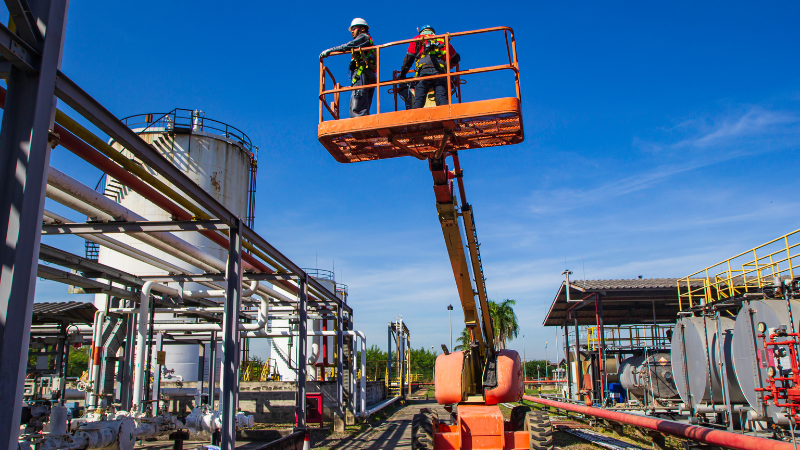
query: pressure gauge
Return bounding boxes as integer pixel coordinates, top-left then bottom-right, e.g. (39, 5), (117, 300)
(767, 366), (777, 378)
(757, 322), (767, 334)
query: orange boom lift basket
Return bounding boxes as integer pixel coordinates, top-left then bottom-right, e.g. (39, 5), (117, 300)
(318, 27), (523, 163)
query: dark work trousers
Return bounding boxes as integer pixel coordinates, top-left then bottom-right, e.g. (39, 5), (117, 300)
(413, 70), (448, 109)
(397, 82), (415, 110)
(350, 69), (376, 117)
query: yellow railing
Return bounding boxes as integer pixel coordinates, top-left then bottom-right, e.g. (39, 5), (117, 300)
(587, 324), (673, 351)
(677, 229), (800, 310)
(241, 359), (280, 381)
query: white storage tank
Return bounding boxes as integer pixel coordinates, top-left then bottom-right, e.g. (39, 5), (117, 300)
(94, 109), (258, 382)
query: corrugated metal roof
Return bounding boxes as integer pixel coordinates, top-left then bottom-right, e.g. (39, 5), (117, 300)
(31, 301), (97, 325)
(542, 278), (690, 327)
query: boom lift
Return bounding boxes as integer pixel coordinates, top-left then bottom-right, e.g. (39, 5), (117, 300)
(319, 27), (552, 450)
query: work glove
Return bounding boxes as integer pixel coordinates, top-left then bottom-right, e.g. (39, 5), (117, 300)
(320, 49), (332, 59)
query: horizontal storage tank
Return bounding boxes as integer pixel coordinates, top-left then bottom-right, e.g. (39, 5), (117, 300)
(619, 353), (679, 399)
(671, 316), (745, 407)
(733, 299), (800, 421)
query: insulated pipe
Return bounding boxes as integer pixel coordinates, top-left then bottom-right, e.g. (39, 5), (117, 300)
(89, 311), (106, 409)
(524, 396), (795, 450)
(308, 320), (322, 365)
(133, 281), (182, 413)
(184, 280), (258, 298)
(45, 184), (217, 273)
(0, 86), (337, 310)
(43, 210), (224, 291)
(46, 168), (224, 273)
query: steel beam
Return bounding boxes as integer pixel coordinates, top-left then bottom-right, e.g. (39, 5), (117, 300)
(242, 225), (352, 314)
(52, 72), (236, 225)
(39, 243), (143, 287)
(296, 274), (308, 430)
(220, 220), (242, 450)
(42, 219), (229, 234)
(0, 1), (67, 447)
(5, 0), (43, 50)
(0, 22), (39, 72)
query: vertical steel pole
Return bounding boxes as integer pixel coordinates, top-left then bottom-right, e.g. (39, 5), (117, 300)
(564, 323), (572, 399)
(208, 331), (217, 408)
(152, 331), (164, 408)
(120, 304), (136, 411)
(597, 294), (606, 404)
(296, 273), (308, 430)
(220, 220), (242, 450)
(337, 304), (344, 424)
(574, 315), (582, 394)
(0, 1), (68, 447)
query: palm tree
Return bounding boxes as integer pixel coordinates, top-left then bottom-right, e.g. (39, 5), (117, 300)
(453, 328), (471, 351)
(488, 299), (519, 349)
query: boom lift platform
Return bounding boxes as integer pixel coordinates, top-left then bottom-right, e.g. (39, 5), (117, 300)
(319, 27), (550, 450)
(318, 27), (524, 163)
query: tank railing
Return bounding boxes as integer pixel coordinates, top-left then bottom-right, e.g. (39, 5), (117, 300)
(318, 26), (520, 122)
(587, 324), (673, 352)
(121, 109), (256, 158)
(678, 228), (800, 310)
(302, 268), (335, 281)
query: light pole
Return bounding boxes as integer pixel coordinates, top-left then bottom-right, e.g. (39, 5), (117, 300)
(522, 335), (526, 381)
(447, 304), (454, 351)
(544, 341), (548, 381)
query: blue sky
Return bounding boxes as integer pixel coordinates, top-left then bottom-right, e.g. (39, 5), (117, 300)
(28, 1), (800, 361)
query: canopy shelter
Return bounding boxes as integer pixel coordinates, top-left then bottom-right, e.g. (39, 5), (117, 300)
(542, 278), (689, 327)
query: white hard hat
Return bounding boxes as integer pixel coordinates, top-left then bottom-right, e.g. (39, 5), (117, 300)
(349, 18), (369, 31)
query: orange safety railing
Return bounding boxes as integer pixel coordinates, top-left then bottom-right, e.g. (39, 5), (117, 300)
(318, 26), (520, 122)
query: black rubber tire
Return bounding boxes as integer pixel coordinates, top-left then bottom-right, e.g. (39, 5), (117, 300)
(525, 410), (554, 450)
(412, 408), (438, 450)
(510, 405), (532, 431)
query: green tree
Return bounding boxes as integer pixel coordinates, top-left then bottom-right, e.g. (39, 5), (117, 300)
(488, 299), (519, 349)
(67, 346), (90, 378)
(454, 328), (471, 351)
(410, 347), (437, 382)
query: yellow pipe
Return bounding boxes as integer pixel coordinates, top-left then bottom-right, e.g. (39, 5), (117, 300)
(53, 110), (285, 272)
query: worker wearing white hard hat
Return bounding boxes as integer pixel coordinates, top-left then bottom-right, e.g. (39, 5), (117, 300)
(319, 18), (376, 117)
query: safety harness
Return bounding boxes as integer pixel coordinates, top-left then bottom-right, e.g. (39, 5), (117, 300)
(351, 34), (376, 84)
(414, 36), (447, 75)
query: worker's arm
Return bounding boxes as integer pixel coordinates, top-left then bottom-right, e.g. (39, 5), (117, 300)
(398, 53), (416, 79)
(320, 34), (372, 59)
(448, 43), (461, 68)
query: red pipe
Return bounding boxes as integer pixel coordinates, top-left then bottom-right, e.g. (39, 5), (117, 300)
(524, 396), (795, 450)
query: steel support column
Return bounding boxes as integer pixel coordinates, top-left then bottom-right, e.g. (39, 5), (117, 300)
(208, 331), (217, 408)
(336, 304), (344, 426)
(564, 322), (572, 399)
(596, 294), (606, 403)
(119, 301), (135, 410)
(0, 1), (67, 447)
(220, 219), (242, 450)
(296, 274), (308, 430)
(573, 314), (581, 394)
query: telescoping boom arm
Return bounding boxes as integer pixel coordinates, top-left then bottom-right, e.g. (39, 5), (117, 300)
(430, 152), (497, 395)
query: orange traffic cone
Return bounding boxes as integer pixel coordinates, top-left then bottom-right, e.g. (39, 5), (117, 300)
(303, 433), (310, 450)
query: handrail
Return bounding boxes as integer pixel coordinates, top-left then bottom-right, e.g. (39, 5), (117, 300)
(677, 228), (800, 309)
(121, 109), (257, 159)
(319, 26), (520, 122)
